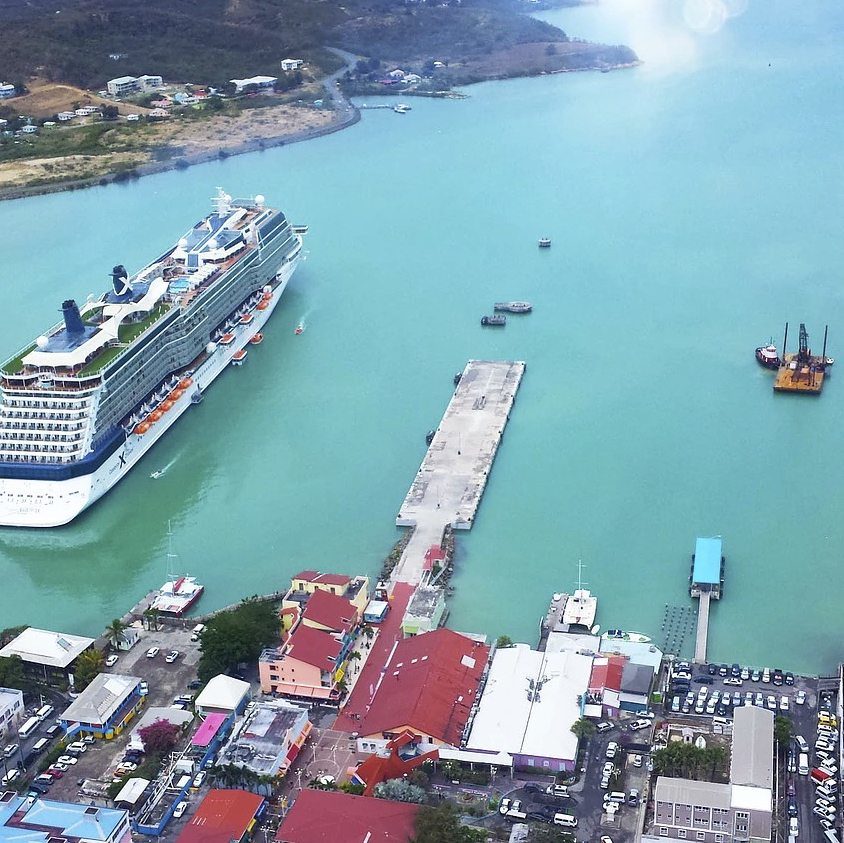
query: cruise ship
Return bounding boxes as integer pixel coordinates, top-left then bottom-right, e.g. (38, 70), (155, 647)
(0, 190), (304, 527)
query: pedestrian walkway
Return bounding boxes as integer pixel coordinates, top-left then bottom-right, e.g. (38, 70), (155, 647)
(334, 582), (414, 733)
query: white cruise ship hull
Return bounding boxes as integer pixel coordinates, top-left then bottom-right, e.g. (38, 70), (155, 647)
(0, 254), (299, 528)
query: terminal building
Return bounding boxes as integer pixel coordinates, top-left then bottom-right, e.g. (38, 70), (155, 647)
(464, 643), (592, 772)
(0, 793), (131, 842)
(690, 536), (725, 599)
(0, 689), (23, 741)
(0, 627), (95, 683)
(647, 706), (773, 843)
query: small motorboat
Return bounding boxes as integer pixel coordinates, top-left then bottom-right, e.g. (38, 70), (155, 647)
(232, 349), (248, 365)
(481, 315), (506, 327)
(249, 333), (264, 345)
(294, 322), (304, 335)
(425, 430), (435, 446)
(393, 103), (412, 114)
(453, 372), (462, 386)
(150, 470), (165, 479)
(755, 343), (781, 370)
(494, 301), (532, 313)
(538, 237), (551, 248)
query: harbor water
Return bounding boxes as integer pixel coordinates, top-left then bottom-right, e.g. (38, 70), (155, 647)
(1, 0), (843, 673)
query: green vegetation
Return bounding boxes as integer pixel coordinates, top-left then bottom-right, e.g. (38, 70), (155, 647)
(652, 742), (727, 781)
(413, 804), (486, 842)
(118, 303), (169, 344)
(197, 598), (280, 683)
(1, 345), (35, 375)
(495, 635), (514, 648)
(570, 717), (596, 740)
(77, 343), (124, 376)
(774, 716), (792, 746)
(73, 649), (104, 690)
(106, 618), (128, 649)
(0, 655), (26, 690)
(374, 778), (427, 803)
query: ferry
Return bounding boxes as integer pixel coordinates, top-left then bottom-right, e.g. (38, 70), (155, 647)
(0, 190), (305, 527)
(538, 237), (551, 248)
(481, 315), (506, 327)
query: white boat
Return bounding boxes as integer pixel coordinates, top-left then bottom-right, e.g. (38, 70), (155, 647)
(393, 103), (412, 114)
(601, 629), (652, 644)
(149, 523), (205, 616)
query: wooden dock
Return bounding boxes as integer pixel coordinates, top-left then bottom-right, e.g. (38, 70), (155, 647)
(774, 355), (825, 394)
(694, 591), (711, 663)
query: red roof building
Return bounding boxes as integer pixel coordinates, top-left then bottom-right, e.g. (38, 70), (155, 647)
(301, 589), (359, 634)
(354, 731), (438, 796)
(291, 571), (352, 590)
(176, 789), (264, 843)
(285, 624), (342, 671)
(276, 790), (418, 843)
(357, 628), (490, 747)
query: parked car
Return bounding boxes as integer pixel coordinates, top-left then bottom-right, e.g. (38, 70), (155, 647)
(631, 755), (643, 768)
(139, 681), (149, 696)
(772, 669), (784, 686)
(780, 696), (789, 712)
(740, 667), (750, 680)
(49, 763), (69, 773)
(56, 756), (78, 765)
(146, 647), (160, 659)
(751, 669), (761, 682)
(2, 744), (18, 758)
(187, 680), (203, 690)
(629, 719), (651, 731)
(785, 672), (794, 685)
(546, 784), (569, 798)
(796, 690), (806, 705)
(165, 650), (180, 664)
(723, 677), (742, 686)
(499, 798), (512, 816)
(46, 768), (64, 779)
(105, 655), (119, 667)
(707, 664), (717, 675)
(694, 676), (714, 685)
(173, 801), (188, 819)
(606, 742), (618, 759)
(66, 741), (87, 754)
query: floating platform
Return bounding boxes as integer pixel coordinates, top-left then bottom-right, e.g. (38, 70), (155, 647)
(773, 354), (825, 394)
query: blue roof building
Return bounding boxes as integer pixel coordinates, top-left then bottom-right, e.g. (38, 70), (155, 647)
(690, 536), (724, 599)
(0, 793), (131, 841)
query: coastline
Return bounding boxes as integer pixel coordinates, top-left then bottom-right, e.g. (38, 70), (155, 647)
(0, 103), (361, 203)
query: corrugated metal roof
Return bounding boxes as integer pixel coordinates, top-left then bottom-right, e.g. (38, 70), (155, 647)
(693, 537), (722, 585)
(730, 706), (774, 788)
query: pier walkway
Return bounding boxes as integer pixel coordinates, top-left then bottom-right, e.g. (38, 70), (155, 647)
(392, 360), (525, 583)
(694, 591), (711, 663)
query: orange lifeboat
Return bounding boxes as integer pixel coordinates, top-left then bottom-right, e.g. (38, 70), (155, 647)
(134, 422), (150, 435)
(256, 301), (269, 311)
(161, 400), (174, 412)
(179, 377), (193, 389)
(150, 410), (163, 422)
(170, 389), (184, 400)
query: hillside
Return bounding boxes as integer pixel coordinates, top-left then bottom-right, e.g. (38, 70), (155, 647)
(0, 0), (636, 90)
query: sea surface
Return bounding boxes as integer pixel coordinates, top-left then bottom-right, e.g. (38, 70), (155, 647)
(1, 0), (843, 673)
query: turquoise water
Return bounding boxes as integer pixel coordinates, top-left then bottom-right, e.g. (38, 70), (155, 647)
(1, 0), (843, 673)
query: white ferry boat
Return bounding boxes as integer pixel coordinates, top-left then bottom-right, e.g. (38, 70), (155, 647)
(0, 190), (304, 527)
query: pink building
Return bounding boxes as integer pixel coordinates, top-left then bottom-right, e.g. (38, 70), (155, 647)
(259, 625), (343, 700)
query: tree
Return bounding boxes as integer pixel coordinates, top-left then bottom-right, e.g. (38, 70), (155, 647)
(197, 598), (280, 683)
(774, 716), (792, 747)
(138, 719), (182, 754)
(0, 655), (26, 690)
(106, 618), (128, 649)
(413, 804), (476, 843)
(570, 717), (596, 740)
(102, 105), (118, 120)
(495, 635), (513, 648)
(73, 649), (104, 690)
(374, 777), (426, 804)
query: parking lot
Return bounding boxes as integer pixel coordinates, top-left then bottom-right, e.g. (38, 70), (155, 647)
(44, 624), (203, 803)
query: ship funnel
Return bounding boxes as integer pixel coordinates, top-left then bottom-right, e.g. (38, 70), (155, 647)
(62, 299), (85, 335)
(110, 264), (131, 297)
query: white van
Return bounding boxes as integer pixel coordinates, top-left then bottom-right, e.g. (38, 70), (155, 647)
(36, 705), (54, 721)
(606, 791), (626, 804)
(798, 753), (809, 775)
(795, 735), (809, 753)
(553, 814), (578, 828)
(506, 808), (528, 821)
(31, 738), (49, 753)
(190, 624), (206, 642)
(1, 769), (20, 786)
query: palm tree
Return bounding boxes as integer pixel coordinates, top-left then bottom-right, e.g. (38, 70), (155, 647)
(570, 717), (596, 740)
(106, 618), (128, 650)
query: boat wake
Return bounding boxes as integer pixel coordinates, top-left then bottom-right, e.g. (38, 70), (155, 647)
(294, 314), (307, 335)
(151, 457), (177, 479)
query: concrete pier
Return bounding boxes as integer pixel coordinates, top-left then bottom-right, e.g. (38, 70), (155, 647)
(694, 591), (711, 663)
(393, 359), (525, 583)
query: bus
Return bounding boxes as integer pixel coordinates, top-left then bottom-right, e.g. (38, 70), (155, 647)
(35, 705), (54, 721)
(18, 717), (40, 739)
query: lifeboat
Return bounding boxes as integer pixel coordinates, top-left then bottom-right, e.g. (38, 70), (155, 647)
(240, 313), (255, 325)
(249, 333), (264, 345)
(219, 333), (236, 346)
(256, 301), (269, 311)
(150, 410), (163, 422)
(232, 349), (248, 366)
(179, 377), (193, 389)
(170, 389), (184, 400)
(134, 422), (151, 435)
(161, 400), (174, 411)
